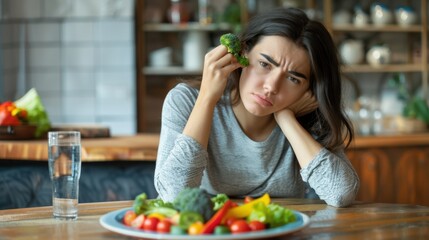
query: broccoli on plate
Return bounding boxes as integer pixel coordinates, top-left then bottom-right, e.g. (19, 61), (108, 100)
(173, 188), (215, 222)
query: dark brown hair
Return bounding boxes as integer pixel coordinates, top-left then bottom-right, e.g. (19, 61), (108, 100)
(228, 7), (354, 150)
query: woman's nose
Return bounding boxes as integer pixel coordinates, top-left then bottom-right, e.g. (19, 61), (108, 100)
(263, 72), (282, 95)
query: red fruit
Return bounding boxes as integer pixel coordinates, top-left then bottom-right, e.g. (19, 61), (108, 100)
(230, 219), (251, 233)
(248, 220), (266, 231)
(143, 217), (160, 231)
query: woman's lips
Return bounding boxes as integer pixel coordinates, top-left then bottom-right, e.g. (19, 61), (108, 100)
(253, 93), (273, 107)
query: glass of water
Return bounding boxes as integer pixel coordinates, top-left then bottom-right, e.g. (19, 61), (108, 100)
(48, 131), (81, 220)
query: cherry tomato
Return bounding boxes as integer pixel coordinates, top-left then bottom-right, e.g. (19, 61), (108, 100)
(130, 214), (145, 229)
(225, 217), (238, 227)
(244, 196), (254, 204)
(248, 220), (266, 231)
(123, 210), (137, 226)
(230, 220), (251, 234)
(156, 219), (172, 233)
(188, 221), (204, 235)
(143, 217), (160, 231)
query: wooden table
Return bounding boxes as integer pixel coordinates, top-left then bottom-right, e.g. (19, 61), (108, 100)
(1, 199), (428, 239)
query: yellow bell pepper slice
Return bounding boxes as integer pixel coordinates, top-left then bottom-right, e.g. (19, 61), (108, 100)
(222, 193), (271, 221)
(147, 212), (166, 220)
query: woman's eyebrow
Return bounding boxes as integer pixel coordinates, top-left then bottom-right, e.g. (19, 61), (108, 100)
(289, 71), (307, 80)
(260, 53), (307, 80)
(260, 53), (280, 67)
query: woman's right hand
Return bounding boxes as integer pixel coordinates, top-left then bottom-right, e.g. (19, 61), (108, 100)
(199, 45), (242, 104)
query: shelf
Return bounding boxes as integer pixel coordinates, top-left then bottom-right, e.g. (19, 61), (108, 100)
(332, 24), (423, 32)
(143, 66), (202, 76)
(342, 64), (423, 73)
(143, 22), (232, 32)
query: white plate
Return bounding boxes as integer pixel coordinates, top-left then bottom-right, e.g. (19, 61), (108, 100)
(99, 207), (310, 240)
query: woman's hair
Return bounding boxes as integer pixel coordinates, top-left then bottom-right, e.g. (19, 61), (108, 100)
(229, 7), (354, 150)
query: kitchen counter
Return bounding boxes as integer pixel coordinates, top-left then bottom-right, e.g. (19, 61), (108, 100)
(0, 134), (159, 161)
(2, 133), (429, 161)
(351, 132), (429, 148)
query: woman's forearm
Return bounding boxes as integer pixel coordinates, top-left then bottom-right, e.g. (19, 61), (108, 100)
(182, 96), (217, 149)
(275, 110), (322, 168)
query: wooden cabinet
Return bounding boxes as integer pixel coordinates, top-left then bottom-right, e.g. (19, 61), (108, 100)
(347, 134), (429, 206)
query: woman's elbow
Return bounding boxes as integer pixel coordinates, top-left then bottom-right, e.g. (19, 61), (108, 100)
(325, 179), (360, 207)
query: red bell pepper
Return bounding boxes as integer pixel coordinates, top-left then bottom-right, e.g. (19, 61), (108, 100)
(0, 101), (27, 126)
(201, 200), (234, 234)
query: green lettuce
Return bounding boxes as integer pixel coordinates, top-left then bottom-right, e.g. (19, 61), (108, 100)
(247, 202), (296, 228)
(14, 88), (51, 137)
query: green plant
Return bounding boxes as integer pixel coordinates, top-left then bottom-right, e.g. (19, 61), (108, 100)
(389, 73), (429, 125)
(221, 1), (242, 34)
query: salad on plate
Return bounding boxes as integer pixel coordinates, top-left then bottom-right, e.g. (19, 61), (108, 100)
(118, 187), (300, 236)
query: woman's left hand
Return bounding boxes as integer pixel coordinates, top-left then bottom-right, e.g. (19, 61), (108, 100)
(274, 90), (318, 121)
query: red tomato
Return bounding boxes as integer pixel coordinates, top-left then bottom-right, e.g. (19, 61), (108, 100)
(244, 196), (254, 204)
(225, 217), (238, 227)
(0, 110), (20, 126)
(130, 214), (146, 229)
(143, 217), (160, 231)
(230, 220), (251, 233)
(123, 210), (137, 226)
(156, 219), (172, 233)
(248, 220), (266, 231)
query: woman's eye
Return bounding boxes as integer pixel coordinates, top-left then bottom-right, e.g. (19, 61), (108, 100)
(287, 75), (300, 84)
(258, 61), (270, 69)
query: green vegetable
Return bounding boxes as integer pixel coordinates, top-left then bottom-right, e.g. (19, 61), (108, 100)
(222, 2), (242, 33)
(14, 88), (51, 137)
(219, 33), (249, 67)
(247, 202), (296, 228)
(214, 225), (230, 235)
(211, 193), (229, 211)
(133, 193), (177, 217)
(170, 225), (187, 235)
(173, 188), (215, 222)
(178, 211), (204, 229)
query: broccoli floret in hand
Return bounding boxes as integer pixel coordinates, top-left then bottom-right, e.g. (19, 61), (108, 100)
(173, 187), (215, 222)
(219, 33), (249, 67)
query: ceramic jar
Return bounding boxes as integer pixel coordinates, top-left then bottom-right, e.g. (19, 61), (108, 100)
(183, 31), (209, 70)
(333, 10), (351, 25)
(339, 39), (364, 65)
(168, 0), (190, 24)
(395, 6), (417, 26)
(353, 5), (369, 26)
(370, 3), (393, 26)
(366, 45), (391, 66)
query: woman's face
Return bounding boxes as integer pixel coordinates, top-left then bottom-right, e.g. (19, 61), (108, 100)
(238, 35), (311, 117)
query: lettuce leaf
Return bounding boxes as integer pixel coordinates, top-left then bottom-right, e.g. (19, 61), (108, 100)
(247, 202), (296, 228)
(14, 88), (51, 137)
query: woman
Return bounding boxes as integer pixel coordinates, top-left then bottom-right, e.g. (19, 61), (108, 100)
(154, 8), (359, 207)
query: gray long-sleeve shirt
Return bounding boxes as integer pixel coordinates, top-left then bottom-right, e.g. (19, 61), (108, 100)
(154, 83), (359, 207)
